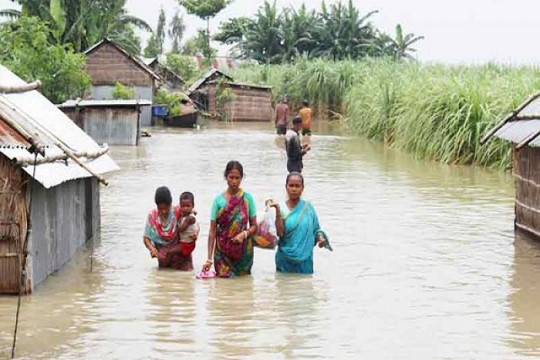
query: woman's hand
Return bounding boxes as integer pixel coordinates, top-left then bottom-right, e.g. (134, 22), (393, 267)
(190, 232), (198, 241)
(232, 232), (245, 243)
(316, 235), (325, 248)
(202, 259), (213, 272)
(267, 199), (280, 209)
(149, 246), (159, 258)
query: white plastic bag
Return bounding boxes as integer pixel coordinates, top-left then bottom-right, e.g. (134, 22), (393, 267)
(254, 206), (278, 249)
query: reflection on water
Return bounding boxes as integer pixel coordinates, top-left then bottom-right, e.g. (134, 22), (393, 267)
(508, 232), (540, 357)
(0, 121), (537, 359)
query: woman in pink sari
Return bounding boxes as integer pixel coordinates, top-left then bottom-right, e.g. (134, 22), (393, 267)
(202, 161), (258, 277)
(143, 186), (193, 270)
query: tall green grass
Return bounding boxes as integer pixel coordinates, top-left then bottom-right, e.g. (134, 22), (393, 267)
(231, 59), (540, 169)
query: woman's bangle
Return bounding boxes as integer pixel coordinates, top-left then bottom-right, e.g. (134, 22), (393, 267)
(244, 230), (248, 239)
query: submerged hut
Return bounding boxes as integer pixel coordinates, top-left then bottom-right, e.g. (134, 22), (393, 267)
(482, 91), (540, 239)
(84, 38), (161, 127)
(0, 66), (118, 294)
(187, 70), (273, 122)
(186, 68), (233, 110)
(57, 99), (152, 146)
(207, 81), (273, 122)
(142, 57), (185, 92)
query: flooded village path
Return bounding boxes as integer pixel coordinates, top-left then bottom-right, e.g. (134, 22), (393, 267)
(1, 122), (540, 359)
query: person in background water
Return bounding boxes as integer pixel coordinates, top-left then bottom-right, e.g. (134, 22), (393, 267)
(298, 100), (313, 137)
(274, 98), (289, 135)
(203, 161), (258, 277)
(268, 172), (329, 274)
(285, 116), (310, 173)
(143, 186), (187, 269)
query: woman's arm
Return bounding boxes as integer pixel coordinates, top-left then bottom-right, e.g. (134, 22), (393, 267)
(143, 236), (159, 257)
(203, 221), (217, 271)
(268, 201), (284, 237)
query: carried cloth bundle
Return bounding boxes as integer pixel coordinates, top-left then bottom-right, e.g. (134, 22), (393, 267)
(254, 205), (278, 249)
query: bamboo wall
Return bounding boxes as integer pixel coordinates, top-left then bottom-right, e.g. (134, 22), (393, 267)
(514, 146), (540, 238)
(0, 154), (28, 294)
(208, 84), (273, 122)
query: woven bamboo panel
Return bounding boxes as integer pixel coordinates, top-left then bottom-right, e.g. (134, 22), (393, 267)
(514, 147), (540, 238)
(0, 155), (28, 294)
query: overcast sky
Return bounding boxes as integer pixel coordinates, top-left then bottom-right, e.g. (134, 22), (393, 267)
(1, 0), (539, 64)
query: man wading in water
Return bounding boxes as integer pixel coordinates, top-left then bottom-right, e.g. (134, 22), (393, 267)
(285, 116), (310, 173)
(274, 98), (289, 135)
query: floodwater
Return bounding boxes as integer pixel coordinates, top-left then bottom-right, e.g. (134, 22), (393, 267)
(1, 122), (540, 359)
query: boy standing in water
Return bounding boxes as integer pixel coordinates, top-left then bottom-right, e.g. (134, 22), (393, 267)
(285, 116), (310, 173)
(274, 98), (289, 135)
(298, 100), (313, 137)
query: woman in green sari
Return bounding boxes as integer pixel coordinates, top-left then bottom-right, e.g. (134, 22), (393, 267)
(269, 172), (329, 274)
(202, 161), (258, 277)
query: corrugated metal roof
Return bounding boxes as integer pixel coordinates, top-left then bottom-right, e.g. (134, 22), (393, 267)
(0, 65), (119, 188)
(488, 94), (540, 147)
(58, 99), (152, 108)
(0, 117), (31, 149)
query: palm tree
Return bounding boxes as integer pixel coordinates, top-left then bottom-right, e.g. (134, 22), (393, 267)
(387, 24), (424, 60)
(310, 0), (378, 60)
(244, 0), (283, 63)
(168, 10), (186, 54)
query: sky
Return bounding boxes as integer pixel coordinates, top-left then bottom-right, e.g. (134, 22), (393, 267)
(1, 0), (540, 64)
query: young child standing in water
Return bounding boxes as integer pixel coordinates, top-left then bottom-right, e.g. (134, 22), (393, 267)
(176, 192), (200, 258)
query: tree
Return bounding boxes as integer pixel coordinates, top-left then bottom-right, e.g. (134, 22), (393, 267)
(177, 0), (234, 60)
(214, 16), (250, 58)
(0, 0), (151, 53)
(244, 0), (282, 63)
(144, 33), (160, 58)
(156, 7), (166, 54)
(385, 24), (424, 60)
(0, 16), (90, 103)
(168, 10), (185, 54)
(181, 29), (215, 58)
(165, 53), (199, 82)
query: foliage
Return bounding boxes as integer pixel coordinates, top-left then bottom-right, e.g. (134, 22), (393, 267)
(177, 0), (234, 60)
(144, 33), (160, 58)
(165, 53), (200, 82)
(176, 0), (233, 19)
(215, 78), (236, 121)
(216, 0), (423, 64)
(1, 0), (151, 54)
(156, 7), (166, 54)
(168, 10), (185, 54)
(181, 29), (216, 61)
(232, 58), (540, 169)
(112, 81), (135, 99)
(0, 16), (90, 103)
(155, 88), (189, 116)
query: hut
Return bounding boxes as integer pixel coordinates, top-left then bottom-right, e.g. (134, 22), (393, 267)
(481, 91), (540, 239)
(207, 81), (273, 122)
(186, 68), (233, 110)
(57, 99), (152, 146)
(0, 65), (118, 294)
(142, 57), (185, 92)
(84, 38), (161, 127)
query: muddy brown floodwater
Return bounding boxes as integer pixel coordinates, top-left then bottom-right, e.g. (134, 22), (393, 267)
(2, 122), (540, 359)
